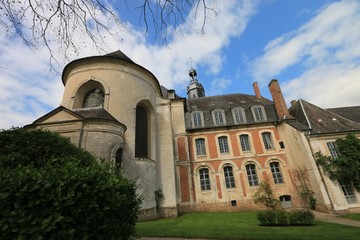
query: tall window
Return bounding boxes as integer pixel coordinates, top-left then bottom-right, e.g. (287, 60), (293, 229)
(224, 166), (235, 188)
(213, 109), (225, 126)
(251, 105), (267, 122)
(327, 141), (340, 159)
(192, 111), (203, 128)
(218, 136), (229, 154)
(270, 162), (284, 184)
(195, 138), (206, 156)
(199, 168), (211, 191)
(232, 107), (246, 124)
(340, 180), (357, 204)
(262, 132), (274, 150)
(246, 164), (259, 187)
(82, 88), (104, 108)
(239, 134), (251, 152)
(135, 105), (148, 158)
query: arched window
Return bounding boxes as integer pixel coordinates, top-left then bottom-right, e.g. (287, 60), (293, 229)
(82, 88), (104, 108)
(270, 162), (284, 184)
(246, 163), (259, 187)
(239, 134), (251, 152)
(195, 138), (206, 156)
(135, 105), (148, 158)
(224, 166), (235, 188)
(115, 148), (123, 168)
(232, 107), (246, 124)
(218, 136), (229, 154)
(199, 168), (211, 191)
(262, 132), (274, 150)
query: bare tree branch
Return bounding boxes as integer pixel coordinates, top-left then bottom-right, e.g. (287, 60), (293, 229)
(0, 0), (214, 71)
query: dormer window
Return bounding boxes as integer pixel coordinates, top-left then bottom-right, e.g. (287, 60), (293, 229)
(212, 109), (226, 126)
(192, 111), (204, 128)
(232, 107), (246, 124)
(251, 105), (267, 122)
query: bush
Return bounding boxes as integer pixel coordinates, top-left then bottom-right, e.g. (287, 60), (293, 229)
(289, 210), (314, 226)
(0, 128), (142, 240)
(257, 209), (315, 226)
(257, 210), (289, 226)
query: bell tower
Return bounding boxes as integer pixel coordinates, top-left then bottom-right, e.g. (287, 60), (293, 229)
(186, 68), (205, 98)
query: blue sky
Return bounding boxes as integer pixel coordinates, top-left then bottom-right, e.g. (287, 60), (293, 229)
(1, 0), (360, 129)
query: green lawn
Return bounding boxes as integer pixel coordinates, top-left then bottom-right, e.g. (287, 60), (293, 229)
(136, 212), (359, 240)
(340, 213), (360, 221)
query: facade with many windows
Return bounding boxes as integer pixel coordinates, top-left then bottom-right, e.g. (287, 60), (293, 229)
(26, 50), (360, 219)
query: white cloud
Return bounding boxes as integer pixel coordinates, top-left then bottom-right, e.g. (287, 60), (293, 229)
(249, 0), (360, 108)
(208, 77), (233, 96)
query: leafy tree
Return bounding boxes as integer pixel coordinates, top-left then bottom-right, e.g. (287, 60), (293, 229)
(0, 0), (213, 67)
(0, 128), (142, 240)
(315, 134), (360, 191)
(253, 180), (280, 210)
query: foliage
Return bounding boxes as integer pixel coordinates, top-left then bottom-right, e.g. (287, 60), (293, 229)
(289, 210), (315, 226)
(136, 211), (358, 240)
(154, 188), (164, 213)
(257, 209), (314, 226)
(294, 169), (317, 210)
(253, 180), (280, 210)
(257, 210), (289, 226)
(0, 128), (142, 240)
(315, 134), (360, 191)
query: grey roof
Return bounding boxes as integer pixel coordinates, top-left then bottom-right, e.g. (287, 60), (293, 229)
(73, 107), (120, 123)
(104, 50), (134, 63)
(327, 106), (360, 124)
(185, 94), (278, 130)
(288, 99), (360, 134)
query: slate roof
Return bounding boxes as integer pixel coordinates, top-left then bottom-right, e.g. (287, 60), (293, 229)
(73, 107), (120, 123)
(185, 94), (278, 130)
(288, 99), (360, 135)
(327, 106), (360, 124)
(104, 50), (134, 63)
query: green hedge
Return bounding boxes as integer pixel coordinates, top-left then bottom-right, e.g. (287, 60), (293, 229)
(0, 128), (142, 240)
(257, 210), (314, 226)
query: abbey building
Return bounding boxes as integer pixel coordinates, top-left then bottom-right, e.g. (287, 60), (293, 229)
(26, 50), (360, 220)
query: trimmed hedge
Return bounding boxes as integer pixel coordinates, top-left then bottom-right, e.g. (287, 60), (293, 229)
(0, 128), (142, 240)
(257, 209), (314, 226)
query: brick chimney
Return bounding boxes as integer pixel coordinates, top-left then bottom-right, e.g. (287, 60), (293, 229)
(268, 79), (291, 120)
(253, 82), (261, 98)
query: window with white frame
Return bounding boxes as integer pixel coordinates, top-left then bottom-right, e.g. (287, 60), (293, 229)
(327, 141), (340, 159)
(340, 180), (357, 204)
(192, 111), (203, 128)
(262, 132), (274, 150)
(224, 166), (236, 188)
(212, 109), (226, 126)
(251, 105), (267, 122)
(195, 138), (206, 156)
(199, 168), (211, 191)
(218, 136), (230, 154)
(239, 134), (251, 152)
(232, 107), (246, 124)
(246, 163), (259, 187)
(270, 162), (284, 184)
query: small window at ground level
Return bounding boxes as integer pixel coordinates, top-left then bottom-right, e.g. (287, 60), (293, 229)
(279, 141), (285, 149)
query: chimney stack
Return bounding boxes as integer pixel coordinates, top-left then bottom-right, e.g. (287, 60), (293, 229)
(268, 79), (292, 120)
(290, 100), (297, 106)
(253, 82), (261, 98)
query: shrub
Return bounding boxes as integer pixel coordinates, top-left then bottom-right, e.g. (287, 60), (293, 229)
(0, 128), (142, 240)
(257, 210), (289, 226)
(289, 210), (315, 226)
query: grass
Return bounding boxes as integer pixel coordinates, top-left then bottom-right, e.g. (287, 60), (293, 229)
(340, 213), (360, 221)
(136, 212), (359, 240)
